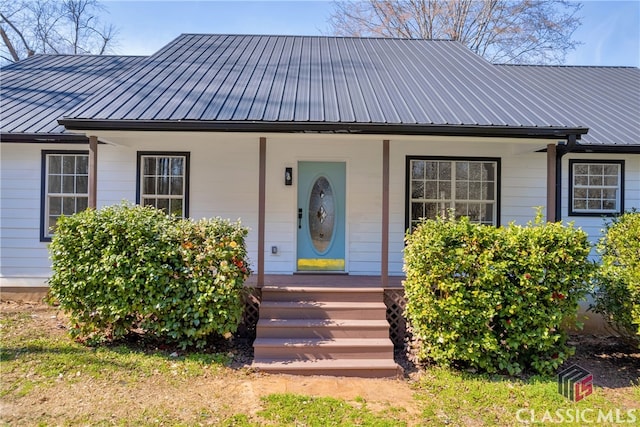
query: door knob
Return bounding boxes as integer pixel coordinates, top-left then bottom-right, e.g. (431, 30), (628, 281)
(298, 208), (302, 229)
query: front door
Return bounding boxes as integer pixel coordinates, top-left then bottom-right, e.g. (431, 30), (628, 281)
(297, 162), (346, 271)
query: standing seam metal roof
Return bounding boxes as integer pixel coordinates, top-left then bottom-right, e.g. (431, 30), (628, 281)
(1, 34), (639, 146)
(0, 54), (147, 134)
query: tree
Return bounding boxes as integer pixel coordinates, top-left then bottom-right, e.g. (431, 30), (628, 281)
(0, 0), (116, 63)
(328, 0), (582, 64)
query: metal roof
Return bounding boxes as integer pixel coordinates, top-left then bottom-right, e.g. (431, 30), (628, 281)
(2, 34), (639, 146)
(0, 54), (146, 137)
(61, 34), (589, 134)
(497, 65), (640, 145)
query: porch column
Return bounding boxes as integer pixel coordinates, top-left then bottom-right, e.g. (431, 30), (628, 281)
(258, 137), (266, 287)
(381, 139), (390, 287)
(546, 143), (557, 222)
(88, 135), (98, 209)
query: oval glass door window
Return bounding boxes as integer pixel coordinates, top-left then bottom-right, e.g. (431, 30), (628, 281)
(308, 176), (335, 253)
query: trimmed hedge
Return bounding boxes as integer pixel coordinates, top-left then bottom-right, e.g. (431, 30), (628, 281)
(47, 203), (251, 348)
(404, 212), (593, 375)
(592, 211), (640, 345)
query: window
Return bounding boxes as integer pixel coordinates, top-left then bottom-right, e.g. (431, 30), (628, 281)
(41, 151), (89, 240)
(136, 152), (189, 217)
(407, 157), (500, 229)
(569, 160), (624, 216)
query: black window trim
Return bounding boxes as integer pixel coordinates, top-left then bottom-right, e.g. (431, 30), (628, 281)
(136, 151), (191, 218)
(405, 156), (502, 231)
(568, 159), (625, 217)
(40, 149), (89, 242)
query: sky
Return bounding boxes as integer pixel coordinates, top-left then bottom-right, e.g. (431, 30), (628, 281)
(102, 0), (640, 67)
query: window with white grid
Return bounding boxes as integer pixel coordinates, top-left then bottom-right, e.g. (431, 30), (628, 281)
(137, 153), (189, 217)
(570, 160), (623, 215)
(408, 158), (499, 229)
(42, 152), (89, 239)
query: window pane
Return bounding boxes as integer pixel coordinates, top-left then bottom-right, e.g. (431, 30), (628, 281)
(588, 188), (602, 199)
(170, 199), (183, 216)
(49, 155), (62, 174)
(144, 157), (156, 175)
(589, 175), (603, 186)
(76, 156), (88, 174)
(469, 182), (481, 200)
(467, 204), (480, 222)
(49, 197), (62, 215)
(143, 177), (156, 195)
(455, 181), (468, 199)
(588, 200), (602, 210)
(157, 198), (169, 213)
(603, 200), (616, 210)
(63, 156), (75, 174)
(411, 161), (424, 179)
(589, 164), (603, 175)
(603, 164), (618, 175)
(574, 164), (588, 175)
(425, 181), (437, 199)
(604, 176), (619, 186)
(574, 175), (588, 186)
(411, 181), (424, 199)
(483, 163), (495, 181)
(49, 216), (58, 232)
(171, 177), (183, 195)
(76, 176), (88, 194)
(63, 197), (75, 215)
(158, 158), (170, 176)
(574, 188), (587, 198)
(77, 197), (88, 212)
(171, 158), (184, 176)
(483, 204), (494, 223)
(456, 162), (468, 180)
(425, 162), (437, 180)
(425, 202), (439, 219)
(142, 198), (156, 208)
(603, 189), (617, 200)
(438, 181), (451, 199)
(411, 202), (424, 221)
(438, 162), (451, 180)
(63, 176), (75, 193)
(469, 163), (481, 180)
(574, 199), (587, 210)
(157, 177), (170, 195)
(48, 175), (61, 193)
(455, 202), (468, 218)
(484, 183), (494, 200)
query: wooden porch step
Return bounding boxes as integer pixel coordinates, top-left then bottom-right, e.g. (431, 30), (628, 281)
(252, 358), (401, 378)
(261, 286), (383, 302)
(253, 282), (399, 378)
(253, 337), (394, 360)
(256, 318), (390, 339)
(259, 300), (387, 320)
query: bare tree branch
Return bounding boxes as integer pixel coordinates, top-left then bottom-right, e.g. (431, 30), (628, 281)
(0, 0), (117, 63)
(329, 0), (582, 64)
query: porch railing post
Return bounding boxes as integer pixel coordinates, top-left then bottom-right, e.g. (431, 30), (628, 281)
(381, 139), (390, 287)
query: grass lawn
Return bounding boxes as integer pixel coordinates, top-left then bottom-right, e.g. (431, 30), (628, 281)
(1, 302), (637, 426)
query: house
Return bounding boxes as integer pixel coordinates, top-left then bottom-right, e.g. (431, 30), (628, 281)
(1, 34), (639, 376)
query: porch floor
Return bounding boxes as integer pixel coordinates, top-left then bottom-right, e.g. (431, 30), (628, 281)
(245, 274), (404, 289)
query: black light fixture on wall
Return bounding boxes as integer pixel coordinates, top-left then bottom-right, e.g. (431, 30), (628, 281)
(285, 167), (293, 185)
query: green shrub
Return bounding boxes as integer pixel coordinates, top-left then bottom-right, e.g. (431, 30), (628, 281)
(47, 203), (251, 348)
(592, 211), (640, 345)
(404, 212), (593, 375)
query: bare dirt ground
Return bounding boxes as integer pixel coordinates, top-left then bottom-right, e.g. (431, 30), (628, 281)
(1, 300), (638, 425)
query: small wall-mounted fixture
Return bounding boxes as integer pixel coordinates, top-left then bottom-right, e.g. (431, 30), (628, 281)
(285, 167), (293, 186)
(271, 246), (278, 254)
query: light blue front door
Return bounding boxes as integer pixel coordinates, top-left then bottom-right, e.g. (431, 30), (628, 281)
(297, 162), (346, 271)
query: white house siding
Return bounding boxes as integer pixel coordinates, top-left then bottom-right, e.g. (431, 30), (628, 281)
(2, 133), (638, 289)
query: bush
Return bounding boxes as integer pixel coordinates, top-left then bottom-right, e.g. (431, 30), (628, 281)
(592, 212), (640, 345)
(47, 203), (251, 348)
(404, 212), (593, 375)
